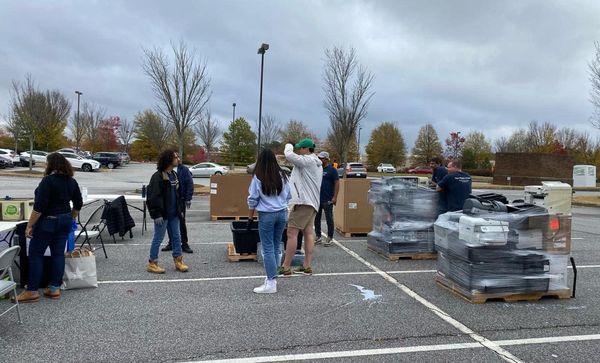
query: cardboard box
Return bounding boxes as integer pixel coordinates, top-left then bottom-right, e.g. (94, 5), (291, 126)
(209, 174), (252, 219)
(333, 179), (373, 234)
(1, 199), (34, 221)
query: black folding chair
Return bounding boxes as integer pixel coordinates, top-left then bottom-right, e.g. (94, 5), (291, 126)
(76, 203), (108, 258)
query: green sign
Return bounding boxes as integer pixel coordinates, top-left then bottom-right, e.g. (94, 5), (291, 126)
(5, 205), (18, 216)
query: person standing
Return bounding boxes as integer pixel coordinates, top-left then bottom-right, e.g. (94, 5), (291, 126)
(429, 157), (448, 186)
(16, 153), (83, 303)
(162, 152), (194, 253)
(247, 149), (291, 293)
(314, 151), (339, 247)
(436, 160), (472, 212)
(146, 150), (188, 274)
(280, 138), (323, 277)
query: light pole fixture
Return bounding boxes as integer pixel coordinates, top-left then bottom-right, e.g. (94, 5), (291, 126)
(75, 91), (83, 150)
(257, 43), (269, 156)
(232, 102), (236, 123)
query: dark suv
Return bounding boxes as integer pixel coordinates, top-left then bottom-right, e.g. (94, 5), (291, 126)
(93, 152), (122, 169)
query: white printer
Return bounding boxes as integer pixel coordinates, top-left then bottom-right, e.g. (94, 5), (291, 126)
(458, 216), (509, 246)
(524, 181), (572, 215)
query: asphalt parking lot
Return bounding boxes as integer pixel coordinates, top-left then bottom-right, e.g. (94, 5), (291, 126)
(1, 164), (599, 362)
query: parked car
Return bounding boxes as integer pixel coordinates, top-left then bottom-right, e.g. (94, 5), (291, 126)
(377, 163), (396, 173)
(0, 158), (7, 169)
(0, 149), (20, 164)
(59, 152), (101, 172)
(0, 154), (15, 168)
(20, 150), (48, 164)
(92, 152), (122, 169)
(338, 162), (368, 178)
(190, 162), (229, 177)
(408, 166), (433, 174)
(19, 155), (36, 167)
(118, 152), (131, 164)
(246, 163), (291, 176)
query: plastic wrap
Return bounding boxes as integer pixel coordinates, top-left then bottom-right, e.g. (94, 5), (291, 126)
(368, 178), (440, 255)
(434, 206), (571, 295)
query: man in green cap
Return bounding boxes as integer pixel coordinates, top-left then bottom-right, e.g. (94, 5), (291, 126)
(280, 138), (323, 276)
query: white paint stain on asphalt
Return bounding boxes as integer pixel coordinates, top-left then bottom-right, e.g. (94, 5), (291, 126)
(349, 284), (382, 301)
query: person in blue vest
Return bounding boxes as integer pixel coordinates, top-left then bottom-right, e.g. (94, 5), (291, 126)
(436, 160), (472, 212)
(162, 152), (194, 253)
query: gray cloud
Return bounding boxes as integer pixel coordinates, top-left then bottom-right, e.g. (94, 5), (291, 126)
(1, 0), (599, 150)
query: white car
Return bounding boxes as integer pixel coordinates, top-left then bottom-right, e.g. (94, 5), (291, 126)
(0, 149), (20, 163)
(377, 163), (397, 173)
(59, 152), (101, 172)
(190, 162), (229, 177)
(20, 150), (49, 163)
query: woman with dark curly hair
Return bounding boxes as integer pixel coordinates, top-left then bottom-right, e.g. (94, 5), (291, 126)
(16, 152), (83, 303)
(146, 149), (188, 273)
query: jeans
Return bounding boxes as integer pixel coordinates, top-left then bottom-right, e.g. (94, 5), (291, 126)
(258, 209), (287, 279)
(27, 213), (72, 291)
(150, 217), (182, 261)
(315, 201), (334, 238)
(168, 207), (188, 245)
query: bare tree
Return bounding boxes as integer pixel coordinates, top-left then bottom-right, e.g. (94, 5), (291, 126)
(81, 102), (106, 153)
(260, 114), (281, 146)
(142, 40), (211, 159)
(589, 41), (600, 130)
(117, 117), (135, 152)
(323, 46), (374, 164)
(195, 111), (220, 161)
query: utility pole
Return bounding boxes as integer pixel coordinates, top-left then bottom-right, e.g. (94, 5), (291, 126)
(75, 90), (83, 150)
(257, 43), (269, 156)
(232, 102), (236, 123)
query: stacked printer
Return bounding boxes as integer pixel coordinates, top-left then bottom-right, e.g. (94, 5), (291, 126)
(367, 177), (441, 255)
(435, 187), (572, 296)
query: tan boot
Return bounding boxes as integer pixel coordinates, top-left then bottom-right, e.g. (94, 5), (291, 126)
(147, 261), (166, 274)
(14, 290), (40, 303)
(174, 256), (189, 272)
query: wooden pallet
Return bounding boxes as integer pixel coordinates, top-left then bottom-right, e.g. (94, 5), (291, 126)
(435, 274), (571, 304)
(211, 215), (252, 221)
(226, 242), (257, 262)
(335, 228), (369, 238)
(367, 245), (437, 261)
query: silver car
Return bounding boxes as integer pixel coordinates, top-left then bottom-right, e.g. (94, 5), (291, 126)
(190, 162), (229, 177)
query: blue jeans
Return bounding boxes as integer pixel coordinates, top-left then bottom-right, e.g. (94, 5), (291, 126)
(28, 213), (72, 291)
(150, 217), (182, 261)
(258, 209), (287, 279)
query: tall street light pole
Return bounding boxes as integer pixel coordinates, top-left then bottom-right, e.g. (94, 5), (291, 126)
(257, 43), (269, 156)
(75, 90), (83, 150)
(232, 102), (236, 123)
(357, 126), (363, 161)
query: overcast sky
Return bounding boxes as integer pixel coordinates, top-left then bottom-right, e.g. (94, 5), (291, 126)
(2, 0), (600, 150)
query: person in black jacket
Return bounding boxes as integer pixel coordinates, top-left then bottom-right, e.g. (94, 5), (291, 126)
(146, 150), (189, 274)
(16, 153), (83, 303)
(162, 153), (194, 253)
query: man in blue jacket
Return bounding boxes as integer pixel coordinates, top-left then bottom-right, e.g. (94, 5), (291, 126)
(163, 152), (194, 253)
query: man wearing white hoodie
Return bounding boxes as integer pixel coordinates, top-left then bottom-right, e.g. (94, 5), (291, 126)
(280, 138), (323, 277)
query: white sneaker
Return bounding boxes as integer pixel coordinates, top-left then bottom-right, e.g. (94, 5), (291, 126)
(323, 236), (333, 246)
(315, 236), (323, 245)
(253, 278), (277, 294)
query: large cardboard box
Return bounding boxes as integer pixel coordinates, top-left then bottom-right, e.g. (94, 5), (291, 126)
(209, 174), (252, 219)
(1, 199), (34, 221)
(334, 179), (373, 234)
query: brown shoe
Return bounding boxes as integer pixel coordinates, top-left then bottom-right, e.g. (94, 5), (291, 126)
(174, 256), (189, 272)
(147, 261), (166, 274)
(14, 290), (40, 303)
(44, 287), (61, 300)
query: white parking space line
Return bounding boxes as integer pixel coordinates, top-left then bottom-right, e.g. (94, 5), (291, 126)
(331, 238), (523, 363)
(101, 241), (231, 246)
(191, 334), (600, 362)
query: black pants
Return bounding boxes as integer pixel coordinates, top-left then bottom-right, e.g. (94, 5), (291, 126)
(315, 202), (334, 238)
(168, 208), (188, 245)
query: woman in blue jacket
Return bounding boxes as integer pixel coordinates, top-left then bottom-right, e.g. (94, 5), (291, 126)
(247, 149), (291, 294)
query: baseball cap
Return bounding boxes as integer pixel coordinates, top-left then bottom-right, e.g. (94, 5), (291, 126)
(317, 151), (330, 159)
(295, 138), (315, 149)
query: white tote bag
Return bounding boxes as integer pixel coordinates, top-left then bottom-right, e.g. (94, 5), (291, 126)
(63, 248), (98, 290)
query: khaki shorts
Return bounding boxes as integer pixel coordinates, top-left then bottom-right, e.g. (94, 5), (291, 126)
(288, 205), (317, 230)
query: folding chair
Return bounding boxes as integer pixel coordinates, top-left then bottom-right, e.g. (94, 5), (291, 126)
(76, 203), (108, 258)
(0, 246), (22, 323)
